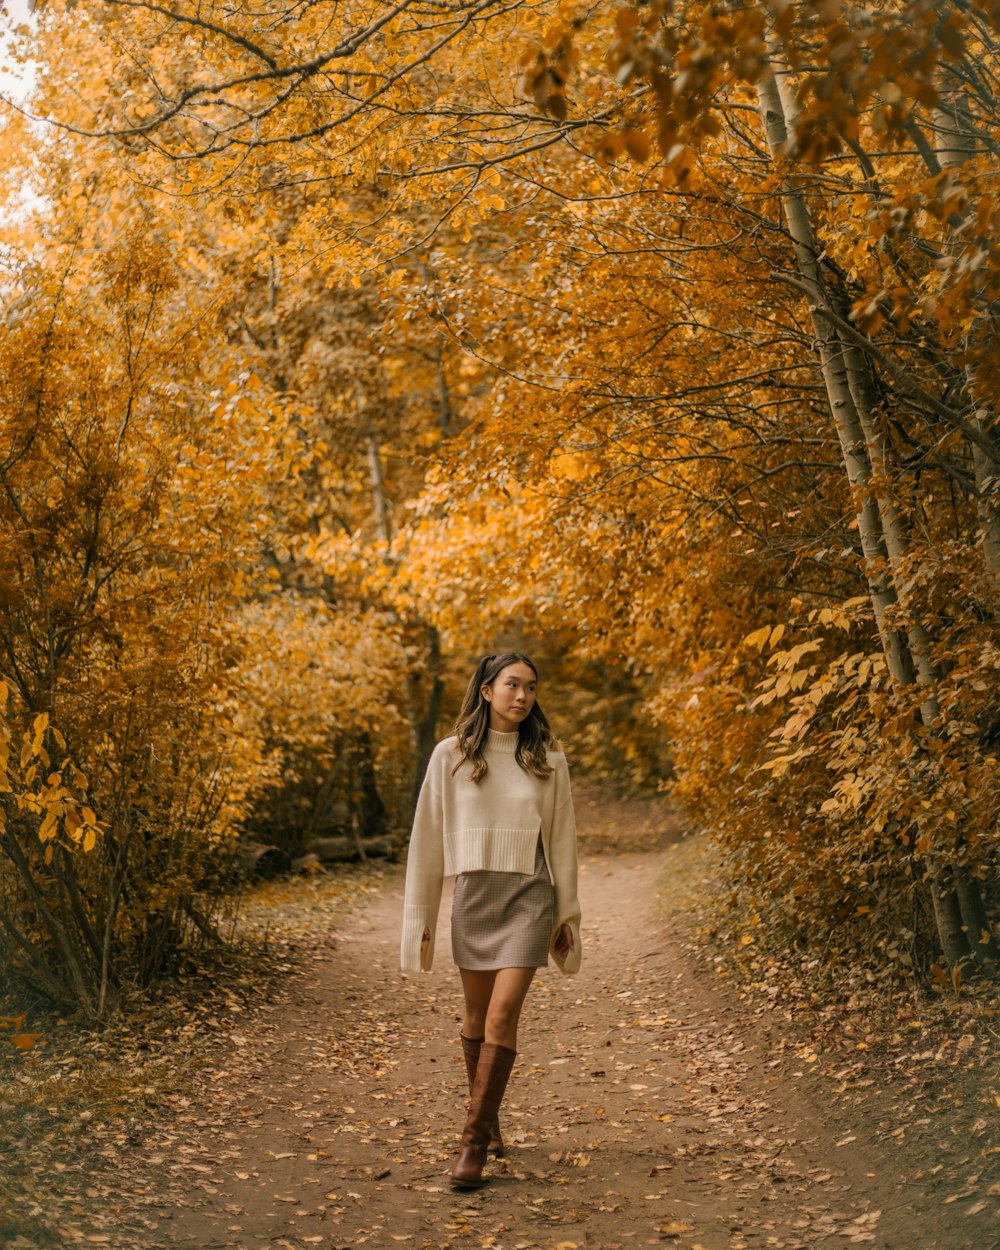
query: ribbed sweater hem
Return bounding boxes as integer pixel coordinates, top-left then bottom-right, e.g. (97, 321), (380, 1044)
(443, 826), (544, 877)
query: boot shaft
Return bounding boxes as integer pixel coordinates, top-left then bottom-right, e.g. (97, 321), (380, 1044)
(461, 1042), (517, 1150)
(459, 1033), (504, 1156)
(460, 1033), (483, 1089)
(451, 1042), (517, 1188)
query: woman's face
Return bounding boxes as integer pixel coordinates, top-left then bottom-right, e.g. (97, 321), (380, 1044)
(483, 661), (537, 731)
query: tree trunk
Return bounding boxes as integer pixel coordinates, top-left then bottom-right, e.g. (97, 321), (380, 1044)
(955, 874), (1000, 970)
(907, 76), (1000, 976)
(359, 386), (392, 545)
(435, 345), (455, 434)
(412, 624), (445, 813)
(352, 732), (387, 838)
(930, 80), (1000, 606)
(756, 61), (915, 689)
(836, 334), (942, 706)
(930, 870), (974, 968)
(756, 41), (981, 972)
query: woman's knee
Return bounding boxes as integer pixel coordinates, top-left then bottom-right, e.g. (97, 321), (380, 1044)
(485, 999), (521, 1035)
(463, 1005), (488, 1034)
(460, 971), (496, 1021)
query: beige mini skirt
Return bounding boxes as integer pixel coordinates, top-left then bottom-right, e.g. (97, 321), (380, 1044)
(451, 836), (555, 970)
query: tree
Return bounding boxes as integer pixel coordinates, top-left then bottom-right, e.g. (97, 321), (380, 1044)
(6, 0), (997, 980)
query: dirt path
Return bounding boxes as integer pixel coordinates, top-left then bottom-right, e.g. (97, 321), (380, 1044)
(95, 843), (987, 1250)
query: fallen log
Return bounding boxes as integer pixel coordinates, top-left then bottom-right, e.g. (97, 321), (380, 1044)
(238, 842), (292, 878)
(310, 835), (396, 863)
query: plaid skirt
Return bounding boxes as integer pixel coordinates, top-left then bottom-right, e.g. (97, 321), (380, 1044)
(451, 836), (555, 970)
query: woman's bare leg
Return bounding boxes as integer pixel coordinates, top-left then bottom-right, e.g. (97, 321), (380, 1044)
(459, 968), (496, 1039)
(484, 967), (536, 1049)
(459, 966), (537, 1049)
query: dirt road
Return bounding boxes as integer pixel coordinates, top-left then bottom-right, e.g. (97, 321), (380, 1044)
(104, 845), (982, 1250)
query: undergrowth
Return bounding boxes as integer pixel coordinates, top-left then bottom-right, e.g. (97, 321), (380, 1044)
(657, 830), (1000, 1232)
(0, 865), (382, 1248)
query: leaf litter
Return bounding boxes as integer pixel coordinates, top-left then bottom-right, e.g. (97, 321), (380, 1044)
(1, 796), (995, 1249)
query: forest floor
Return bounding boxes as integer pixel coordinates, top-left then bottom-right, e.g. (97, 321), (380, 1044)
(2, 790), (998, 1250)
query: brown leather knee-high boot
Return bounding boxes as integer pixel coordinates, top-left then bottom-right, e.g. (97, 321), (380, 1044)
(450, 1042), (517, 1189)
(459, 1034), (504, 1156)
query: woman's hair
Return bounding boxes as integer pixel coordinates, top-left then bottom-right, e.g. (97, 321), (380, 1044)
(452, 652), (557, 782)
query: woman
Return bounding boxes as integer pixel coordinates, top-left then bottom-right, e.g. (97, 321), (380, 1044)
(400, 652), (582, 1189)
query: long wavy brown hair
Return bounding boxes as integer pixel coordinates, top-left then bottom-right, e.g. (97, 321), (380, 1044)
(452, 653), (557, 782)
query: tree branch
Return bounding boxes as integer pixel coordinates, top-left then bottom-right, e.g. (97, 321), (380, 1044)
(770, 270), (1000, 468)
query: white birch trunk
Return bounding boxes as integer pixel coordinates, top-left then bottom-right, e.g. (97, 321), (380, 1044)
(756, 64), (913, 688)
(757, 46), (973, 968)
(768, 52), (942, 709)
(932, 84), (1000, 607)
(358, 384), (392, 545)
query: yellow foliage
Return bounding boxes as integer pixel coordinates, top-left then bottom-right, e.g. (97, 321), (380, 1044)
(1, 0), (997, 998)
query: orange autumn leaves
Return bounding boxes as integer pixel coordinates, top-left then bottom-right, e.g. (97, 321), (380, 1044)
(1, 0), (998, 996)
(0, 1013), (41, 1050)
(0, 700), (103, 863)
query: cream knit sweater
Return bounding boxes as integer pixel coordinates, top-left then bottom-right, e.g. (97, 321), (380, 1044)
(400, 728), (582, 975)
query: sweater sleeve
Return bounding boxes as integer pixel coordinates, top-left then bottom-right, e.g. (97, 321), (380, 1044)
(546, 753), (582, 975)
(400, 746), (445, 973)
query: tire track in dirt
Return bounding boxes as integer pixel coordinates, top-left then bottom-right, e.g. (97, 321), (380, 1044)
(120, 851), (970, 1250)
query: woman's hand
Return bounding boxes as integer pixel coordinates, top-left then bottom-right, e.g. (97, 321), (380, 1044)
(553, 923), (574, 957)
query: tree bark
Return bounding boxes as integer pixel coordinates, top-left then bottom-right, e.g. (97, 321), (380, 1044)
(955, 874), (1000, 970)
(757, 41), (980, 972)
(359, 385), (392, 545)
(352, 732), (387, 838)
(930, 869), (975, 968)
(412, 624), (445, 813)
(930, 78), (1000, 607)
(756, 61), (915, 688)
